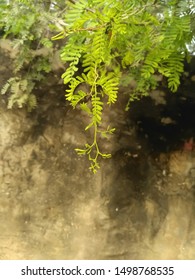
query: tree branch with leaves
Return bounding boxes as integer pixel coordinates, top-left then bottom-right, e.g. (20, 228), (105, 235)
(0, 0), (195, 172)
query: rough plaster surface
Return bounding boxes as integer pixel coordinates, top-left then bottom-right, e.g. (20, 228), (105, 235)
(1, 42), (195, 259)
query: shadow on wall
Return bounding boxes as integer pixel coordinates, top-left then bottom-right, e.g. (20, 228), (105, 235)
(101, 91), (195, 259)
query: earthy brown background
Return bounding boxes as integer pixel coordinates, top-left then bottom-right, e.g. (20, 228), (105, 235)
(1, 39), (195, 259)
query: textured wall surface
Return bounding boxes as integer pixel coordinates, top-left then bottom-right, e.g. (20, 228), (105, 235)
(1, 41), (195, 259)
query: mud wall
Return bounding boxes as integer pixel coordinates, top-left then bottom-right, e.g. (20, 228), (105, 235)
(1, 41), (195, 259)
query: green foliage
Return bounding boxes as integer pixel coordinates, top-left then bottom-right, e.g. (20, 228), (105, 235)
(1, 77), (37, 110)
(0, 0), (64, 110)
(52, 0), (194, 172)
(0, 0), (195, 172)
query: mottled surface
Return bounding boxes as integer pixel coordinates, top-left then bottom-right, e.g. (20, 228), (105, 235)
(1, 41), (195, 260)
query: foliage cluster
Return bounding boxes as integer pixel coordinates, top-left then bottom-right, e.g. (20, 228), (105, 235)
(0, 0), (65, 109)
(0, 0), (195, 172)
